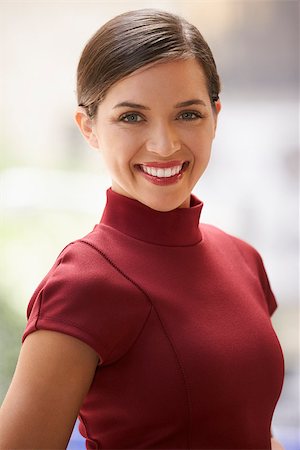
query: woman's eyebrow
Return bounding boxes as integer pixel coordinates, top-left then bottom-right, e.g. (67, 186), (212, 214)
(175, 99), (207, 108)
(113, 101), (150, 110)
(113, 99), (207, 110)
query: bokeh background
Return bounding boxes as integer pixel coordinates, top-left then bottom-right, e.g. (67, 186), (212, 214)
(0, 0), (299, 448)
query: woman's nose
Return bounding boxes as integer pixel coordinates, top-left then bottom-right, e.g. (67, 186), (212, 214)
(145, 122), (181, 156)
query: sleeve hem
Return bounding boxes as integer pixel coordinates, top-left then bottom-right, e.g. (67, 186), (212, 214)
(22, 316), (105, 364)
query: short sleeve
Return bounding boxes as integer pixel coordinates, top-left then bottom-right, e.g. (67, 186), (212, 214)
(22, 241), (151, 365)
(254, 252), (277, 316)
(230, 236), (278, 317)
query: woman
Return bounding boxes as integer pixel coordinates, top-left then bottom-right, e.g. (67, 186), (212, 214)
(0, 9), (284, 450)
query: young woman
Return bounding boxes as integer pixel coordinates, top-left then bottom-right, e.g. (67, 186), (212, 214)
(0, 9), (284, 450)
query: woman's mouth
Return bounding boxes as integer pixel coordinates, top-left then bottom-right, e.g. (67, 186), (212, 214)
(136, 161), (189, 185)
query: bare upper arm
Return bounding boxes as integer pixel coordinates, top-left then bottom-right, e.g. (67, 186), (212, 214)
(0, 330), (99, 449)
(271, 437), (285, 450)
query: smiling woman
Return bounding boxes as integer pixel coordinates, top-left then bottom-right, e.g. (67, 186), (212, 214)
(0, 8), (284, 450)
(76, 59), (220, 211)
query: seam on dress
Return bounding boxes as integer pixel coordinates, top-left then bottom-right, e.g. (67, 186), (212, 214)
(79, 238), (192, 449)
(76, 306), (152, 447)
(104, 303), (153, 366)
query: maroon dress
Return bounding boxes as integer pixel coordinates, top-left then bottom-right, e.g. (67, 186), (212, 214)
(23, 189), (284, 449)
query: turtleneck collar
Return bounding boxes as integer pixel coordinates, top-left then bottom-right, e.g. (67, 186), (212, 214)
(99, 189), (203, 247)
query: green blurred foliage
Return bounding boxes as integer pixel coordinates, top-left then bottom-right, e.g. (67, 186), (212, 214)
(0, 297), (24, 403)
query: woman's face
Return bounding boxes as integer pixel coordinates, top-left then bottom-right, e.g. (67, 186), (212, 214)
(76, 58), (221, 211)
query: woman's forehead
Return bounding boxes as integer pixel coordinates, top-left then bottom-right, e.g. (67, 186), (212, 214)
(103, 59), (208, 101)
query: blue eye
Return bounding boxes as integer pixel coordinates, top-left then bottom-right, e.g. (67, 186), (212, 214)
(178, 111), (202, 121)
(120, 113), (144, 123)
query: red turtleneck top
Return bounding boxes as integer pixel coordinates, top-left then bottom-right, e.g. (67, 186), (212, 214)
(23, 189), (284, 449)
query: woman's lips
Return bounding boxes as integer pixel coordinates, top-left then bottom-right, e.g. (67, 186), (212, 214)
(135, 161), (189, 185)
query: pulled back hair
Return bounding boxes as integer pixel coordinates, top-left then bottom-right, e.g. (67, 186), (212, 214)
(77, 9), (221, 118)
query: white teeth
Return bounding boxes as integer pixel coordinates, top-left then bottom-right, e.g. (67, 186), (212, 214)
(141, 164), (183, 178)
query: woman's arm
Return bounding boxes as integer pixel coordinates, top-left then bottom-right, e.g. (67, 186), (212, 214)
(0, 330), (98, 449)
(271, 437), (285, 450)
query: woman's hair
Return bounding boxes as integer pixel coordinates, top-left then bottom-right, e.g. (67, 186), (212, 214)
(77, 8), (221, 118)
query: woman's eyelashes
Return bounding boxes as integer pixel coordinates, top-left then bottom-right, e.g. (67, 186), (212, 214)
(118, 110), (205, 124)
(177, 111), (204, 121)
(119, 112), (145, 123)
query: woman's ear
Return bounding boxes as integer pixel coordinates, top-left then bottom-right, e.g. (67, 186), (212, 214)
(212, 99), (221, 135)
(214, 99), (221, 115)
(74, 107), (100, 149)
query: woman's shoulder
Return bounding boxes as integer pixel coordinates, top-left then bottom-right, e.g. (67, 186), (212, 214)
(28, 228), (152, 315)
(201, 222), (277, 314)
(39, 224), (121, 284)
(24, 228), (152, 364)
(201, 222), (260, 258)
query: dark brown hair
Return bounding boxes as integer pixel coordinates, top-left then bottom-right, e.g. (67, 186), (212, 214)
(77, 8), (221, 118)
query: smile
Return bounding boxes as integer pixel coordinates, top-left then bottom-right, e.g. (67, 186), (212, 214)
(136, 161), (189, 185)
(140, 164), (182, 178)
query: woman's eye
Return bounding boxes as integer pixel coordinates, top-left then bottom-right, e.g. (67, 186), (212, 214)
(119, 113), (144, 123)
(178, 111), (202, 121)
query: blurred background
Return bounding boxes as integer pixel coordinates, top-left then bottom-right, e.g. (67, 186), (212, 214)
(0, 0), (298, 448)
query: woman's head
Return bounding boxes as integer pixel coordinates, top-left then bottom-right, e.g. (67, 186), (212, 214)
(76, 8), (220, 119)
(75, 10), (222, 212)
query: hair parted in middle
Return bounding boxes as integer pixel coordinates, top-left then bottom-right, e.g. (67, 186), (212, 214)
(77, 8), (221, 118)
